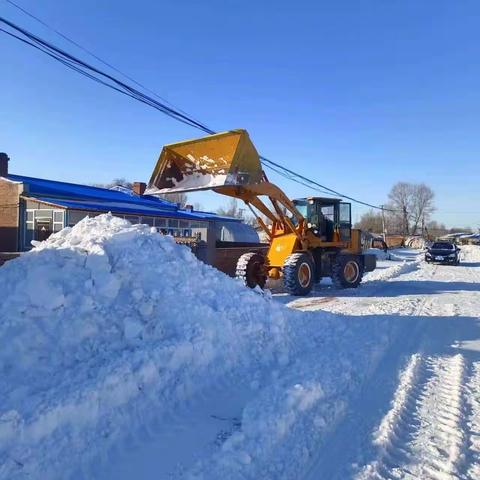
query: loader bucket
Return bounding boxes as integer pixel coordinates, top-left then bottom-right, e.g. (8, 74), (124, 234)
(145, 129), (263, 194)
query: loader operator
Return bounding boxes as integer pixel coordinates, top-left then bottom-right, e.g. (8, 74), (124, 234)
(308, 211), (328, 241)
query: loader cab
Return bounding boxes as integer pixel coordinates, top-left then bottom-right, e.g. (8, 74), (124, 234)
(293, 197), (352, 242)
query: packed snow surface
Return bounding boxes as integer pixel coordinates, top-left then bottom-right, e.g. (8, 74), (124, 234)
(1, 214), (479, 479)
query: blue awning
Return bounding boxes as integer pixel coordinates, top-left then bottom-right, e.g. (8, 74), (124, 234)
(31, 195), (231, 221)
(11, 173), (240, 222)
(9, 174), (177, 210)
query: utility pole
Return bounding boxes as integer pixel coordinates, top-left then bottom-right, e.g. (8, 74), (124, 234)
(381, 205), (387, 243)
(238, 207), (245, 221)
(403, 205), (409, 236)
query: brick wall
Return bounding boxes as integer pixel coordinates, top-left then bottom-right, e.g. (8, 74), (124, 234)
(0, 179), (21, 252)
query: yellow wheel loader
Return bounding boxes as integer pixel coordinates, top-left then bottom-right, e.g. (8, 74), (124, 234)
(146, 129), (376, 296)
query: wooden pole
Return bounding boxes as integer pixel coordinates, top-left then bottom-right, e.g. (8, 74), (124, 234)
(381, 205), (387, 243)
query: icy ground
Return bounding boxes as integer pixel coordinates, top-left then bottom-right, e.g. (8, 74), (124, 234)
(0, 215), (479, 480)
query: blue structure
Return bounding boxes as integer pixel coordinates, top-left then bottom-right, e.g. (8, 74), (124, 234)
(1, 171), (241, 252)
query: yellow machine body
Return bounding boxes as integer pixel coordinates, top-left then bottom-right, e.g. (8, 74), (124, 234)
(147, 129), (376, 292)
(268, 233), (300, 269)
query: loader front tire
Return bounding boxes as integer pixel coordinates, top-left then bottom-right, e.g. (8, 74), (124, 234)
(332, 255), (363, 289)
(236, 252), (267, 289)
(283, 252), (315, 296)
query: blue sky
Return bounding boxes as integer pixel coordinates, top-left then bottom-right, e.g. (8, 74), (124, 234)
(1, 0), (479, 227)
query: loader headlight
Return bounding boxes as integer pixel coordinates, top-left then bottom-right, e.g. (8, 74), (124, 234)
(448, 253), (456, 258)
(425, 252), (432, 257)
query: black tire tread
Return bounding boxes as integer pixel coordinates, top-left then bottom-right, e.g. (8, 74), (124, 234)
(331, 255), (364, 289)
(236, 252), (266, 289)
(283, 252), (315, 296)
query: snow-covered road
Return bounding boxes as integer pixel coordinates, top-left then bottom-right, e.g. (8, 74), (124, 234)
(97, 247), (480, 480)
(1, 217), (479, 480)
(299, 247), (480, 480)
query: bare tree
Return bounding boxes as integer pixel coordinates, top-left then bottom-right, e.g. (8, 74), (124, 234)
(93, 178), (133, 189)
(426, 220), (447, 239)
(409, 183), (435, 235)
(243, 215), (260, 227)
(387, 182), (413, 235)
(157, 192), (188, 207)
(216, 198), (244, 219)
(215, 198), (258, 225)
(386, 182), (435, 235)
(354, 210), (384, 233)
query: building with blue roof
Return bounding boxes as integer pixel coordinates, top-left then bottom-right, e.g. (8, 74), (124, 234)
(0, 153), (259, 258)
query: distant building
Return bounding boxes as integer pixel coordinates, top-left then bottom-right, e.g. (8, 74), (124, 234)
(0, 153), (259, 268)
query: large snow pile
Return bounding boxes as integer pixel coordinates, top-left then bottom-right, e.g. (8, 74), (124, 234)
(0, 215), (399, 480)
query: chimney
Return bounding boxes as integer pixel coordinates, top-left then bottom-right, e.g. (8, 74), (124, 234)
(0, 152), (9, 177)
(132, 182), (146, 196)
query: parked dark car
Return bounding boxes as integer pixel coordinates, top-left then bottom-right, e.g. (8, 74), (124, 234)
(425, 242), (460, 265)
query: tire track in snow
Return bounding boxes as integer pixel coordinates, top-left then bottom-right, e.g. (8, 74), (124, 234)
(455, 255), (480, 479)
(465, 362), (480, 479)
(308, 247), (480, 480)
(284, 250), (422, 311)
(356, 354), (468, 480)
(300, 293), (433, 480)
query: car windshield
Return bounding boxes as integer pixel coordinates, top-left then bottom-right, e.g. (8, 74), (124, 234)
(431, 242), (454, 249)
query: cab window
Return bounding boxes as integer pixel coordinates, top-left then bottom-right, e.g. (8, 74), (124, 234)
(339, 203), (351, 224)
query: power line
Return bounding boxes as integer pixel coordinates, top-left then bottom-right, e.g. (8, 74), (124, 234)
(260, 155), (398, 211)
(0, 16), (216, 132)
(0, 12), (396, 212)
(4, 0), (203, 124)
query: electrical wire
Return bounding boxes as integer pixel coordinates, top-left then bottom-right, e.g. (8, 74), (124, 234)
(0, 12), (399, 212)
(4, 0), (206, 124)
(0, 16), (216, 133)
(260, 154), (398, 211)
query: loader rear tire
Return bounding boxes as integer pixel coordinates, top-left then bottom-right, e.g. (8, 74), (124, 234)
(283, 252), (315, 296)
(236, 252), (267, 289)
(332, 255), (363, 289)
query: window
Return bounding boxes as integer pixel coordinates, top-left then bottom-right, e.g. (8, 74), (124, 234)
(125, 215), (140, 224)
(35, 209), (53, 219)
(432, 242), (454, 250)
(321, 205), (334, 221)
(68, 210), (89, 226)
(152, 219), (207, 239)
(191, 221), (208, 229)
(293, 200), (308, 219)
(190, 220), (208, 241)
(25, 211), (34, 247)
(24, 209), (65, 248)
(53, 210), (65, 232)
(141, 217), (154, 226)
(339, 203), (351, 224)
